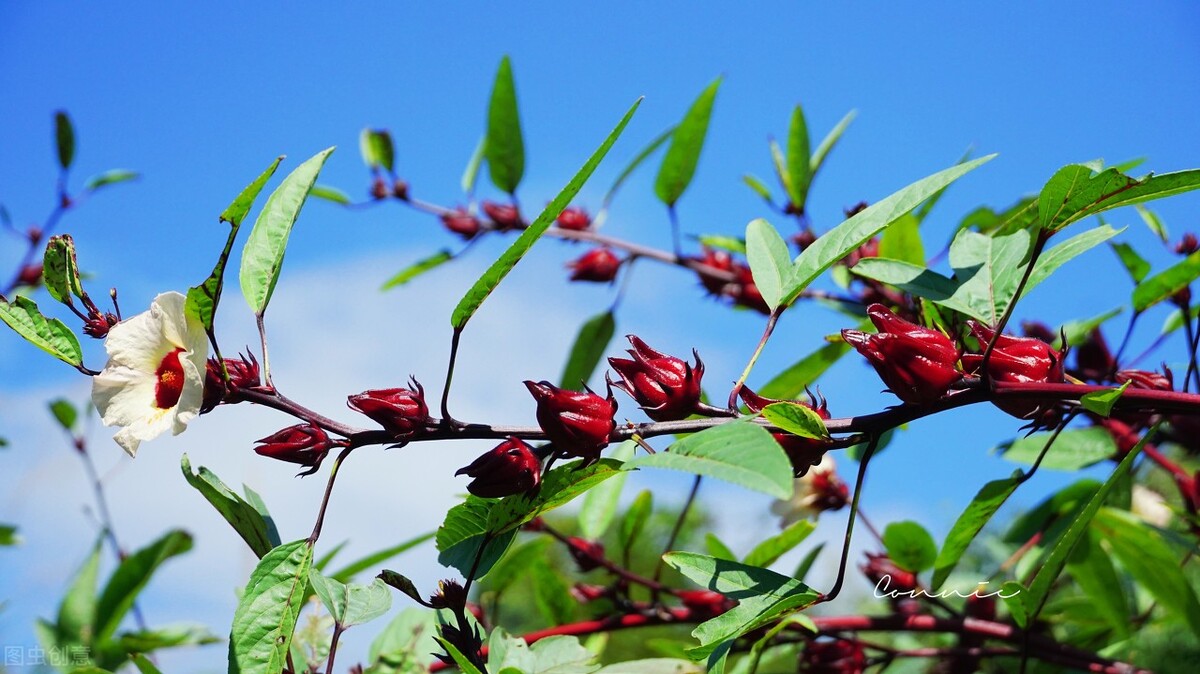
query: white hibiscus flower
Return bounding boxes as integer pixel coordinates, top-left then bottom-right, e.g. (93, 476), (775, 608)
(91, 291), (209, 456)
(770, 455), (850, 527)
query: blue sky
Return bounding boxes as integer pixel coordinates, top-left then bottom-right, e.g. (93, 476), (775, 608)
(2, 2), (1200, 671)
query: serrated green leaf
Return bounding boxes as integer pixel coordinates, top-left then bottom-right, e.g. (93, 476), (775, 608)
(452, 99), (640, 329)
(360, 128), (395, 173)
(882, 521), (937, 573)
(1081, 381), (1130, 418)
(49, 398), (77, 431)
(487, 459), (625, 535)
(435, 496), (517, 579)
(560, 310), (616, 390)
(743, 519), (814, 568)
(55, 110), (75, 169)
(309, 184), (352, 206)
(42, 234), (84, 306)
(329, 532), (433, 583)
(310, 572), (392, 628)
(1025, 224), (1123, 294)
(485, 57), (524, 194)
(578, 441), (635, 540)
(627, 421), (793, 498)
(783, 156), (994, 305)
(487, 628), (599, 674)
(84, 169), (139, 191)
(95, 529), (193, 642)
(1040, 165), (1200, 232)
(931, 473), (1020, 591)
(757, 339), (851, 401)
(761, 402), (829, 441)
(784, 105), (810, 209)
(745, 218), (791, 311)
(1133, 250), (1200, 312)
(181, 454), (276, 558)
(381, 250), (454, 291)
(240, 147), (334, 315)
(1000, 427), (1116, 471)
(655, 78), (721, 206)
(229, 540), (313, 674)
(0, 295), (83, 366)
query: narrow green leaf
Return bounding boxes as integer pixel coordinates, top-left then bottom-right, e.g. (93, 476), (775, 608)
(1111, 242), (1151, 284)
(1081, 381), (1130, 418)
(743, 519), (814, 568)
(84, 169), (139, 191)
(1136, 205), (1169, 242)
(761, 402), (829, 441)
(436, 636), (485, 674)
(181, 454), (276, 558)
(757, 340), (851, 400)
(242, 485), (282, 551)
(877, 213), (924, 265)
(1066, 530), (1130, 638)
(742, 174), (774, 205)
(694, 234), (746, 255)
(745, 219), (791, 310)
(359, 128), (395, 173)
(485, 56), (524, 194)
(1000, 427), (1116, 471)
(1001, 581), (1028, 627)
(329, 532), (434, 583)
(42, 234), (85, 306)
(0, 295), (83, 366)
(56, 538), (101, 654)
(309, 184), (352, 206)
(619, 490), (653, 553)
(627, 421), (793, 498)
(487, 459), (625, 535)
(1025, 224), (1123, 293)
(1133, 250), (1200, 312)
(881, 521), (937, 573)
(435, 496), (517, 579)
(793, 543), (824, 581)
(784, 105), (810, 209)
(931, 473), (1020, 591)
(578, 441), (635, 539)
(131, 654), (165, 674)
(55, 110), (75, 169)
(240, 147), (334, 315)
(704, 533), (737, 562)
(229, 540), (314, 674)
(452, 99), (641, 329)
(380, 249), (454, 291)
(120, 626), (219, 653)
(783, 155), (994, 305)
(560, 310), (616, 390)
(602, 126), (673, 208)
(655, 77), (721, 206)
(483, 538), (551, 594)
(1162, 304), (1200, 336)
(95, 529), (193, 642)
(48, 398), (77, 431)
(221, 156), (284, 227)
(809, 110), (856, 179)
(460, 136), (487, 196)
(1058, 307), (1123, 349)
(769, 139), (790, 198)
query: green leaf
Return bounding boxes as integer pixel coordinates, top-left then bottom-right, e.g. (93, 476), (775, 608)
(877, 214), (924, 265)
(242, 485), (282, 552)
(560, 310), (616, 390)
(368, 607), (439, 671)
(809, 110), (856, 180)
(436, 636), (486, 674)
(694, 234), (746, 255)
(1111, 242), (1151, 284)
(482, 538), (551, 594)
(793, 543), (825, 581)
(181, 454), (277, 558)
(55, 110), (75, 169)
(380, 250), (454, 291)
(761, 402), (829, 441)
(627, 421), (793, 499)
(1039, 165), (1200, 232)
(485, 56), (524, 194)
(531, 558), (577, 625)
(881, 521), (937, 573)
(55, 539), (102, 655)
(578, 441), (635, 539)
(131, 654), (165, 674)
(745, 218), (791, 311)
(329, 532), (434, 583)
(0, 295), (83, 366)
(1093, 507), (1200, 636)
(1133, 250), (1200, 312)
(452, 99), (641, 329)
(1025, 224), (1123, 293)
(1081, 381), (1130, 417)
(769, 139), (790, 199)
(0, 523), (18, 545)
(309, 184), (352, 206)
(462, 136), (486, 195)
(1000, 427), (1116, 471)
(850, 257), (958, 303)
(1058, 307), (1123, 349)
(655, 77), (721, 206)
(1137, 205), (1169, 242)
(741, 174), (774, 205)
(310, 573), (392, 628)
(601, 127), (673, 210)
(743, 519), (814, 568)
(783, 155), (994, 305)
(487, 459), (625, 535)
(49, 398), (78, 431)
(359, 128), (395, 173)
(1066, 529), (1130, 638)
(1000, 581), (1028, 626)
(240, 147), (335, 315)
(704, 533), (737, 562)
(487, 628), (599, 674)
(784, 105), (810, 209)
(596, 659), (702, 674)
(664, 552), (818, 659)
(84, 169), (139, 191)
(757, 340), (851, 400)
(1003, 479), (1100, 545)
(931, 473), (1020, 591)
(435, 496), (517, 579)
(940, 228), (1032, 324)
(229, 540), (314, 674)
(1163, 304), (1200, 336)
(118, 626), (220, 653)
(95, 529), (193, 642)
(221, 156), (284, 227)
(619, 490), (653, 553)
(42, 234), (85, 306)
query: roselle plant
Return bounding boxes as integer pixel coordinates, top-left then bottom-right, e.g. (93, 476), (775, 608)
(6, 57), (1200, 674)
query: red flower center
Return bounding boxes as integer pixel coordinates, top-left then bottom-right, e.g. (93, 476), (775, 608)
(155, 348), (186, 409)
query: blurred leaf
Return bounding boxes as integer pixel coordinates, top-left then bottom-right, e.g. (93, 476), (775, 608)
(741, 174), (774, 205)
(131, 654), (165, 674)
(95, 529), (193, 642)
(1000, 427), (1116, 471)
(1066, 530), (1131, 638)
(42, 234), (85, 306)
(437, 636), (485, 674)
(485, 56), (524, 194)
(560, 310), (616, 390)
(483, 538), (551, 594)
(240, 147), (334, 315)
(1136, 205), (1169, 242)
(84, 169), (139, 191)
(757, 339), (852, 401)
(49, 398), (78, 432)
(793, 543), (824, 581)
(55, 538), (102, 656)
(694, 234), (746, 255)
(461, 136), (486, 195)
(882, 521), (937, 573)
(784, 156), (994, 305)
(1081, 382), (1130, 418)
(1133, 251), (1200, 312)
(487, 459), (625, 535)
(118, 626), (220, 653)
(877, 213), (924, 265)
(619, 490), (653, 553)
(596, 659), (701, 674)
(309, 184), (352, 206)
(745, 218), (791, 310)
(55, 110), (75, 169)
(1004, 479), (1101, 545)
(311, 572), (392, 628)
(487, 628), (598, 674)
(809, 110), (856, 181)
(1162, 304), (1200, 336)
(1057, 307), (1123, 349)
(452, 99), (641, 329)
(578, 441), (635, 540)
(761, 402), (829, 440)
(958, 197), (1038, 237)
(221, 156), (284, 227)
(436, 496), (516, 579)
(0, 524), (18, 545)
(932, 473), (1020, 591)
(329, 532), (434, 583)
(602, 126), (673, 209)
(0, 295), (83, 367)
(704, 533), (737, 562)
(359, 128), (395, 173)
(1111, 242), (1151, 284)
(743, 519), (814, 568)
(381, 250), (454, 291)
(181, 454), (277, 558)
(655, 77), (721, 206)
(784, 105), (810, 209)
(368, 607), (439, 671)
(628, 421), (793, 499)
(229, 540), (314, 674)
(1025, 224), (1123, 293)
(531, 558), (577, 626)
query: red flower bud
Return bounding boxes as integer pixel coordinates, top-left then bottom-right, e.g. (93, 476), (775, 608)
(201, 352), (262, 413)
(347, 378), (429, 439)
(567, 247), (622, 283)
(965, 592), (997, 621)
(1176, 232), (1198, 256)
(841, 304), (962, 404)
(556, 207), (592, 231)
(391, 179), (409, 201)
(730, 270), (771, 314)
(802, 639), (867, 674)
(861, 552), (918, 595)
(370, 175), (389, 200)
(840, 236), (880, 268)
(254, 424), (333, 476)
(82, 312), (119, 339)
(1073, 328), (1115, 382)
(481, 201), (523, 230)
(427, 579), (468, 611)
(456, 437), (541, 498)
(565, 537), (606, 572)
(962, 321), (1065, 419)
(27, 226), (43, 244)
(441, 209), (481, 240)
(694, 248), (735, 296)
(16, 264), (42, 288)
(677, 589), (734, 618)
(608, 336), (704, 421)
(524, 380), (616, 464)
(1116, 368), (1173, 391)
(792, 228), (818, 251)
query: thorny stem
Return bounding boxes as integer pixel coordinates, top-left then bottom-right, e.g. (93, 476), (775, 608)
(652, 474), (703, 588)
(727, 308), (781, 410)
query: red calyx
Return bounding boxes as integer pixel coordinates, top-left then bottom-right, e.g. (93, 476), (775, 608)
(524, 380), (616, 465)
(607, 335), (704, 421)
(441, 209), (481, 240)
(347, 378), (430, 439)
(482, 201), (523, 230)
(963, 321), (1065, 419)
(556, 206), (591, 231)
(567, 247), (622, 283)
(456, 437), (542, 499)
(841, 304), (962, 404)
(254, 424), (333, 476)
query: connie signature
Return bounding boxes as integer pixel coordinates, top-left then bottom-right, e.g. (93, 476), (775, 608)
(873, 575), (1021, 600)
